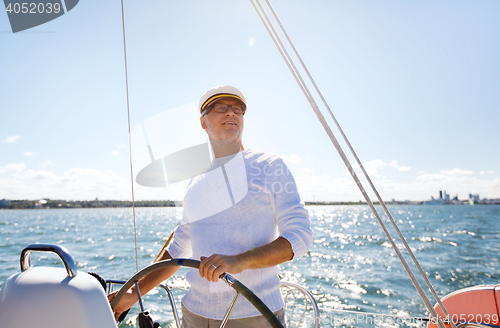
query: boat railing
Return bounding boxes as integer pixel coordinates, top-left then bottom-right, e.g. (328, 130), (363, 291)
(21, 243), (78, 277)
(280, 281), (320, 328)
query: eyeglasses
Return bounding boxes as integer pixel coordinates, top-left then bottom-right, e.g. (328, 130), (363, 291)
(202, 103), (246, 116)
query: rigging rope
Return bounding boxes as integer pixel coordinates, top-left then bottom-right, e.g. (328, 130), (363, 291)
(119, 0), (139, 274)
(261, 1), (456, 326)
(250, 1), (454, 327)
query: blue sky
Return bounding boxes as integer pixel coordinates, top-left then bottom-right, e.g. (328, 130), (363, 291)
(1, 0), (499, 202)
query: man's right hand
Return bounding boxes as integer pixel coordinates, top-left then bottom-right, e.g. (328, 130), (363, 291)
(106, 250), (178, 321)
(107, 289), (136, 321)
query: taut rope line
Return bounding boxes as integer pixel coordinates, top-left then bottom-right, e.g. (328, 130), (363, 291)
(119, 0), (139, 273)
(250, 1), (453, 327)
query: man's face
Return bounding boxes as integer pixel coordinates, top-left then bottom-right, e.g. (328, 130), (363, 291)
(200, 97), (245, 144)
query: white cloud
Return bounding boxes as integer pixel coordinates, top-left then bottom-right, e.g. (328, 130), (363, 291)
(364, 159), (387, 170)
(3, 135), (20, 143)
(282, 154), (301, 164)
(350, 159), (386, 177)
(38, 160), (52, 169)
(0, 162), (181, 201)
(0, 163), (128, 200)
(111, 144), (127, 155)
(0, 163), (27, 174)
(479, 170), (493, 175)
(389, 160), (411, 172)
(23, 151), (36, 157)
(413, 169), (498, 199)
(440, 168), (473, 176)
(290, 158), (500, 201)
(210, 157), (499, 202)
(351, 159), (411, 178)
(1, 160), (498, 202)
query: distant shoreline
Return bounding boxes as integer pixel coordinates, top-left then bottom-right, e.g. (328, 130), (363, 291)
(1, 199), (499, 210)
(2, 199), (180, 210)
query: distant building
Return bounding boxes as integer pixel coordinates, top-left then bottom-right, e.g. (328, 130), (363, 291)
(469, 194), (480, 205)
(444, 191), (450, 203)
(424, 197), (444, 205)
(424, 190), (452, 205)
(481, 198), (500, 205)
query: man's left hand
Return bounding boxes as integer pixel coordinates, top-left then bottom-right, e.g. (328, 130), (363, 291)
(199, 237), (294, 282)
(199, 254), (245, 282)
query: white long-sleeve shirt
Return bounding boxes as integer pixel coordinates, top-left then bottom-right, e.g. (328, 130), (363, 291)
(166, 149), (312, 319)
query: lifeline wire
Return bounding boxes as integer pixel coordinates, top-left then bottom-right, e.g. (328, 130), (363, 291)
(120, 0), (139, 274)
(250, 1), (451, 327)
(261, 1), (456, 326)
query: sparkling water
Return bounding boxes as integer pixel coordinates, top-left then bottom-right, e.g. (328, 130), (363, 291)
(1, 205), (499, 327)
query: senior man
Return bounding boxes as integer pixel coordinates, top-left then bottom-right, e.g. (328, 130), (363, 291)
(109, 86), (312, 328)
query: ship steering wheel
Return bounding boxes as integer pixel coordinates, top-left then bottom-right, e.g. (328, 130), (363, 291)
(110, 258), (284, 328)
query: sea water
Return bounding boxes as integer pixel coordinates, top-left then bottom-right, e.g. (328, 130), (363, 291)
(1, 205), (499, 327)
